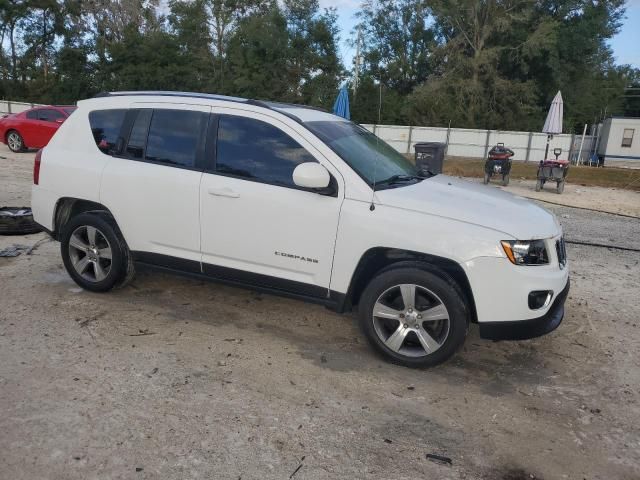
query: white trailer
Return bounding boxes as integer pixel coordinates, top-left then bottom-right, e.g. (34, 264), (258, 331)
(597, 117), (640, 168)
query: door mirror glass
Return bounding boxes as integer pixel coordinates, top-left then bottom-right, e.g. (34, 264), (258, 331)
(292, 162), (330, 189)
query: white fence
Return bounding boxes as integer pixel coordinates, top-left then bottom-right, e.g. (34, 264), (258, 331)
(362, 124), (597, 164)
(0, 100), (43, 115)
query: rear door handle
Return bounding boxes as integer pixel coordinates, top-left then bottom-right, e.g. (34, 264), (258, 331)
(208, 187), (240, 198)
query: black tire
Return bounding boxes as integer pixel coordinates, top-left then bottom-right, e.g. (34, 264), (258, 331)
(483, 172), (490, 184)
(6, 130), (25, 152)
(0, 207), (41, 235)
(556, 180), (565, 194)
(358, 264), (469, 368)
(60, 212), (133, 292)
(502, 173), (510, 186)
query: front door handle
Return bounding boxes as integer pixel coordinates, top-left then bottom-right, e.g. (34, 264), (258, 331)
(208, 187), (240, 198)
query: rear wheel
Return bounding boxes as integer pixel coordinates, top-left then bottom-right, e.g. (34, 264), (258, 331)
(60, 213), (134, 292)
(483, 172), (490, 184)
(502, 173), (510, 186)
(358, 266), (468, 368)
(6, 130), (24, 152)
(556, 180), (565, 194)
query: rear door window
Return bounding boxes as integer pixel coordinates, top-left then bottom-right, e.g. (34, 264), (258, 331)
(145, 109), (206, 168)
(26, 110), (38, 120)
(125, 109), (152, 159)
(89, 109), (127, 155)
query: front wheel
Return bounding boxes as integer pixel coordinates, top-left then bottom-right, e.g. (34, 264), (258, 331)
(483, 172), (490, 184)
(535, 179), (543, 192)
(358, 266), (468, 368)
(60, 213), (134, 292)
(7, 130), (24, 152)
(556, 180), (565, 194)
(502, 173), (510, 186)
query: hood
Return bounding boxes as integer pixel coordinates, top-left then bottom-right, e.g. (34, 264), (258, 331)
(375, 175), (560, 239)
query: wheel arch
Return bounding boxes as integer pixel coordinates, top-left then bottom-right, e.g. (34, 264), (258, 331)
(341, 247), (478, 323)
(52, 197), (116, 240)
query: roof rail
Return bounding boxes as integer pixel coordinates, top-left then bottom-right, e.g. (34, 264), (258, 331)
(89, 91), (328, 123)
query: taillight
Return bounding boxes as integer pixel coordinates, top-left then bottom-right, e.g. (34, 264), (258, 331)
(34, 149), (42, 185)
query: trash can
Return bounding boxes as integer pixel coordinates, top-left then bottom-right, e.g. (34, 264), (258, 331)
(414, 142), (446, 174)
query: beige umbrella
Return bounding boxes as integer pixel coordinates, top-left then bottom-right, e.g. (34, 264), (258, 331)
(542, 91), (563, 159)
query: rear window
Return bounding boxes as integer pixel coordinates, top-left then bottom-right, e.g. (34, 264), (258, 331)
(38, 109), (65, 122)
(89, 109), (127, 154)
(144, 109), (206, 168)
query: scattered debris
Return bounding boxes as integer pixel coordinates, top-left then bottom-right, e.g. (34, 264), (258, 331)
(0, 244), (30, 257)
(26, 237), (50, 255)
(218, 361), (227, 367)
(407, 385), (415, 390)
(129, 329), (156, 337)
(320, 353), (327, 363)
(426, 453), (452, 466)
(289, 456), (305, 479)
(136, 467), (143, 472)
(383, 438), (393, 444)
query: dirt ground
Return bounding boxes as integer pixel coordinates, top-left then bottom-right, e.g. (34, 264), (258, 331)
(1, 146), (639, 479)
(482, 176), (640, 218)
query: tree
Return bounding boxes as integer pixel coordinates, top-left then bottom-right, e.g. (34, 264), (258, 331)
(355, 0), (436, 95)
(103, 26), (187, 92)
(225, 5), (289, 99)
(168, 0), (215, 91)
(408, 0), (546, 129)
(283, 0), (342, 108)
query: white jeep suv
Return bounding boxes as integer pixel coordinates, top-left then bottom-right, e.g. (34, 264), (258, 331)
(31, 91), (569, 367)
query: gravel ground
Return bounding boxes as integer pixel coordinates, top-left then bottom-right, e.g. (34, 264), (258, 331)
(1, 146), (639, 479)
(476, 175), (640, 218)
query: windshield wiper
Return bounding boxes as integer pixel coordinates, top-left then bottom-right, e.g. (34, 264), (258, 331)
(374, 174), (426, 190)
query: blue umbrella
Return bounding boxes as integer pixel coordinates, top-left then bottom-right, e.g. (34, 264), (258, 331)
(332, 86), (350, 120)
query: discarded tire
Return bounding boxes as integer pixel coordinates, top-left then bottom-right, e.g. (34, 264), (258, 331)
(0, 207), (41, 235)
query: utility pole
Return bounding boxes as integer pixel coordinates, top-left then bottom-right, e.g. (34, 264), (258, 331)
(353, 25), (363, 96)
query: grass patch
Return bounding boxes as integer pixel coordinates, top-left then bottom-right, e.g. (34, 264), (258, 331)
(438, 157), (640, 192)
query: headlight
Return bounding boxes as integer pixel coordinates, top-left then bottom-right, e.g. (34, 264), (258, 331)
(501, 240), (549, 266)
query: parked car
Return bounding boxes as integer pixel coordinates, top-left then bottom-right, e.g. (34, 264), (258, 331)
(31, 91), (569, 367)
(0, 105), (76, 152)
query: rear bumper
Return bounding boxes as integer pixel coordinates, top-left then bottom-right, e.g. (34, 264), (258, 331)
(479, 278), (570, 340)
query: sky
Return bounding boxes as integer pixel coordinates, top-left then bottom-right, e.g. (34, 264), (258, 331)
(320, 0), (640, 70)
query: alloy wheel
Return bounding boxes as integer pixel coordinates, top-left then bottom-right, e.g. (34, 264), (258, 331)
(7, 132), (22, 151)
(372, 283), (450, 357)
(68, 225), (113, 282)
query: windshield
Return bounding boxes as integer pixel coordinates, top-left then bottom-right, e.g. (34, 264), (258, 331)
(305, 121), (422, 188)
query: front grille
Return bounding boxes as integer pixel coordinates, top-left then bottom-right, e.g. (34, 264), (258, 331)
(556, 237), (567, 269)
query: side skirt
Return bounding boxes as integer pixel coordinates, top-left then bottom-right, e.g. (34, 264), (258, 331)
(131, 251), (346, 312)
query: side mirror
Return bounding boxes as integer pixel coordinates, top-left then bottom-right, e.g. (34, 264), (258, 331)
(293, 162), (331, 189)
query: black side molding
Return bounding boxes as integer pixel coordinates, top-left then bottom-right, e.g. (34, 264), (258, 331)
(131, 251), (345, 311)
(479, 278), (570, 341)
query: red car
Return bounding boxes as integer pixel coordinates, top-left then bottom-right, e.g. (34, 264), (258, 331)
(0, 105), (76, 152)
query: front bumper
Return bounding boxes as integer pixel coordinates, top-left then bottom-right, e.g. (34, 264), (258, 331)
(479, 278), (570, 340)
